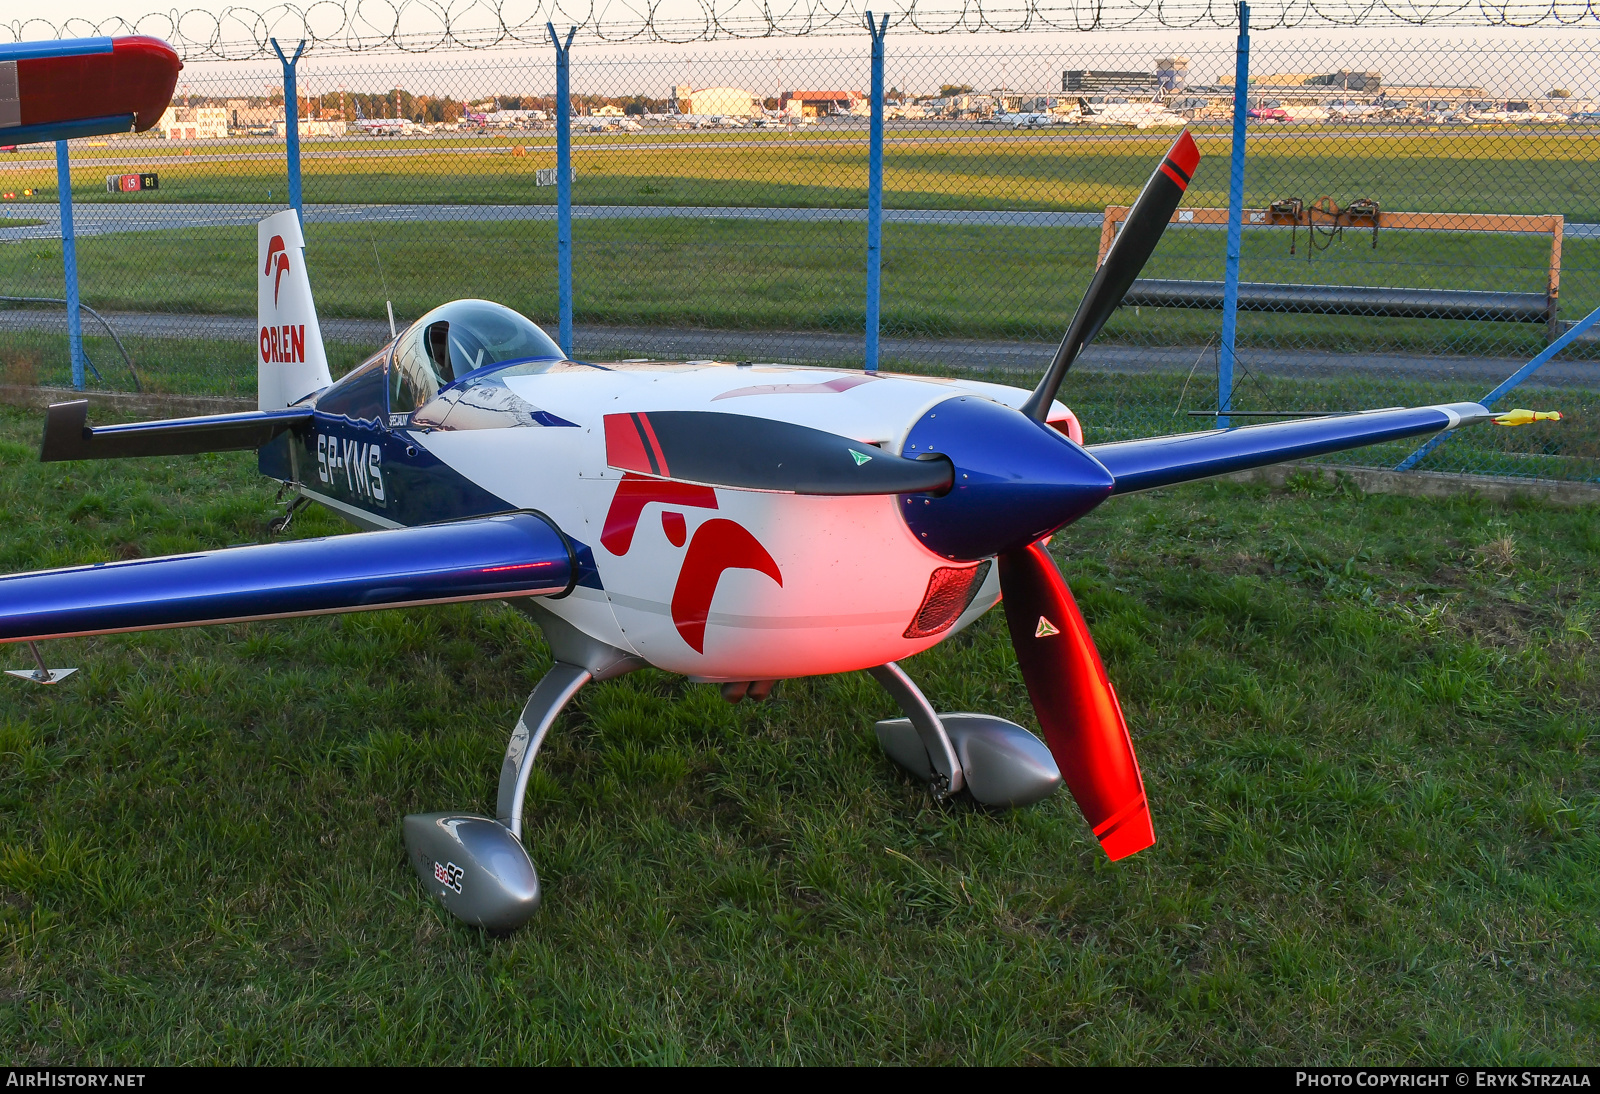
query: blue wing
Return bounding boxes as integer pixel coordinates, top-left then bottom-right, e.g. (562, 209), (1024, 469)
(1087, 402), (1493, 495)
(0, 513), (573, 643)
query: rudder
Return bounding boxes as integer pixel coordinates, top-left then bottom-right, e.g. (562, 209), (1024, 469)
(257, 210), (332, 411)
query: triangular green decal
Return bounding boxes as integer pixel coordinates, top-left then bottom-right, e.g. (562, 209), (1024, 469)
(1035, 616), (1060, 638)
(850, 449), (873, 466)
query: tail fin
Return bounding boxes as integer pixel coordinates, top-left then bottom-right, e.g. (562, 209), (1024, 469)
(257, 210), (333, 411)
(1078, 96), (1094, 115)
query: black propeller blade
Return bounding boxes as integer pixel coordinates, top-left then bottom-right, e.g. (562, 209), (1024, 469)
(1021, 129), (1201, 422)
(603, 410), (953, 495)
(900, 134), (1203, 859)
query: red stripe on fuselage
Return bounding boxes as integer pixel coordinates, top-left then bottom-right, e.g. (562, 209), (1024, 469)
(670, 518), (782, 653)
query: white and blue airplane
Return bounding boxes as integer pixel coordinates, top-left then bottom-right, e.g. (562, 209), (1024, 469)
(0, 132), (1555, 932)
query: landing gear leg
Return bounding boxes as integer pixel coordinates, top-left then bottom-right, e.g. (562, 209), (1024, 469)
(869, 661), (1062, 809)
(403, 664), (589, 932)
(868, 662), (964, 799)
(404, 603), (645, 933)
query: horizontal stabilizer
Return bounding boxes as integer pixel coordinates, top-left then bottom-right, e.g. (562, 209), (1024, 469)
(0, 36), (180, 144)
(40, 401), (311, 462)
(0, 512), (573, 643)
(1089, 402), (1494, 495)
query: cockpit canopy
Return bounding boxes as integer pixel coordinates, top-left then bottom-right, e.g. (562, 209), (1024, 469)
(390, 299), (563, 412)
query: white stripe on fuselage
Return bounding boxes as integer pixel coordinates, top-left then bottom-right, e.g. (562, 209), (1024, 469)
(299, 485), (404, 531)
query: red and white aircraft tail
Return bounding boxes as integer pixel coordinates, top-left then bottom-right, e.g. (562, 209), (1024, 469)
(257, 210), (333, 411)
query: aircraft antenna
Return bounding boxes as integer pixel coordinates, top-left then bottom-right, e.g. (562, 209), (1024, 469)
(368, 233), (396, 338)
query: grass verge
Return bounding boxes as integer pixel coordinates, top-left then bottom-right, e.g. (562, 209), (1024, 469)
(0, 406), (1594, 1062)
(2, 130), (1597, 219)
(0, 218), (1590, 360)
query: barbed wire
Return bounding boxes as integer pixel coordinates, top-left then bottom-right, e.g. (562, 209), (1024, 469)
(4, 0), (1598, 58)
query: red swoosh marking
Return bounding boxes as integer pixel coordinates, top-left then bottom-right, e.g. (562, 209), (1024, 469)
(601, 473), (718, 556)
(670, 518), (782, 653)
(263, 235), (285, 276)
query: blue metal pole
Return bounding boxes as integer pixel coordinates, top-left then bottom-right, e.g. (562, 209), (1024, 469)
(864, 12), (889, 375)
(270, 38), (306, 223)
(1218, 1), (1250, 429)
(55, 140), (85, 391)
(1395, 300), (1600, 471)
(549, 23), (576, 358)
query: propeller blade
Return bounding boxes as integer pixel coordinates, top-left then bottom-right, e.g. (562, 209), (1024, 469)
(1022, 130), (1200, 421)
(998, 541), (1153, 861)
(603, 410), (953, 496)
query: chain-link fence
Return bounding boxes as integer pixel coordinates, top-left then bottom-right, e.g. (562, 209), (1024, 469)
(1, 21), (1597, 479)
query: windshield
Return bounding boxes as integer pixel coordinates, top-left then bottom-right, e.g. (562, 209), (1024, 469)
(390, 299), (562, 412)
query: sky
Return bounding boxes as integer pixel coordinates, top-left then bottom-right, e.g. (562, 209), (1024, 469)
(13, 1), (1600, 99)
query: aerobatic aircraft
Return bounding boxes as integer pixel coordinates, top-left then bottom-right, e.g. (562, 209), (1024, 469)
(0, 127), (1559, 933)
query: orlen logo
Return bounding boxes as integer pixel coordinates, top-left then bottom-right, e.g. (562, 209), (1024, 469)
(260, 324), (307, 364)
(263, 234), (290, 306)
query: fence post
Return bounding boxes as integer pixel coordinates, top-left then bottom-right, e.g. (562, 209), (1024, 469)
(1219, 1), (1250, 429)
(55, 140), (85, 391)
(863, 12), (889, 375)
(548, 23), (577, 358)
(270, 38), (306, 223)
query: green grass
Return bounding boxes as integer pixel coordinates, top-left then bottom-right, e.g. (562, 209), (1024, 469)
(1, 216), (1589, 360)
(0, 405), (1594, 1062)
(0, 331), (374, 399)
(2, 126), (1594, 363)
(3, 130), (1597, 219)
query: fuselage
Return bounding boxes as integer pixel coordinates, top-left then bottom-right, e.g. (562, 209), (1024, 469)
(267, 352), (1082, 682)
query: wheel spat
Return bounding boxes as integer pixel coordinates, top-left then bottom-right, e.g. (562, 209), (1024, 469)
(997, 542), (1153, 860)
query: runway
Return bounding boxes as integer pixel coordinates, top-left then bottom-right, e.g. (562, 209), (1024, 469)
(0, 203), (1111, 240)
(3, 201), (1595, 241)
(1, 306), (1593, 389)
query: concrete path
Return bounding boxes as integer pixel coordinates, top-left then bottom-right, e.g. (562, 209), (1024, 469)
(2, 306), (1594, 389)
(0, 203), (1109, 240)
(4, 202), (1596, 242)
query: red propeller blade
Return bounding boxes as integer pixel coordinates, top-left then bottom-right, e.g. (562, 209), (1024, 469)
(998, 542), (1153, 860)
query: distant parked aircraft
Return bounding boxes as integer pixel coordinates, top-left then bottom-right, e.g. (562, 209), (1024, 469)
(352, 101), (419, 135)
(1326, 100), (1382, 119)
(1076, 96), (1187, 129)
(1005, 111), (1060, 129)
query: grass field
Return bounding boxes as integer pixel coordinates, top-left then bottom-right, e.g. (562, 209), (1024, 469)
(2, 129), (1596, 219)
(0, 216), (1588, 360)
(3, 126), (1595, 366)
(0, 404), (1594, 1063)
